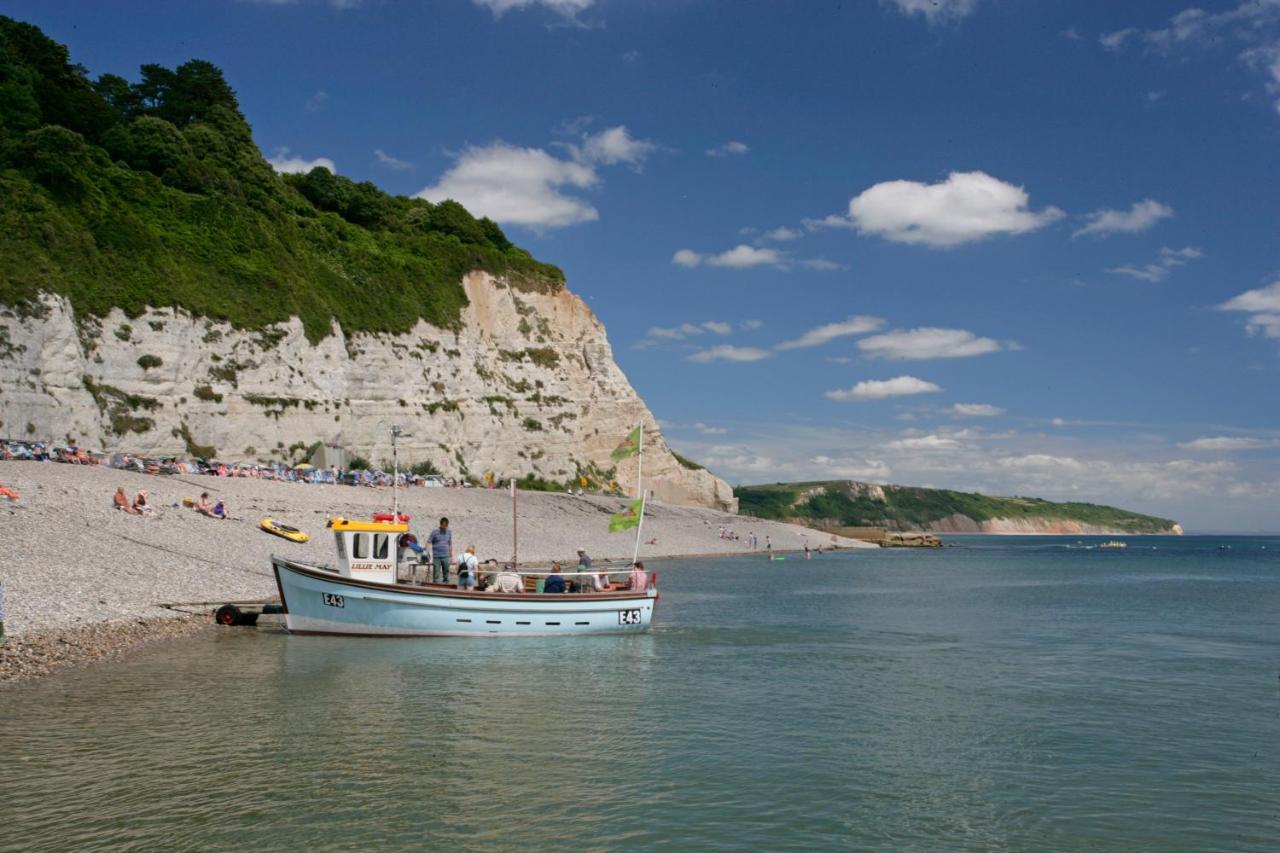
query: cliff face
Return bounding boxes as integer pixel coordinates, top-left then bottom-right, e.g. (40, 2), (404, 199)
(925, 513), (1185, 536)
(0, 273), (736, 512)
(737, 480), (1180, 535)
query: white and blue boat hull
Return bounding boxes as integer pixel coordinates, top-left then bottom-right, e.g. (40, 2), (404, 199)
(272, 557), (656, 637)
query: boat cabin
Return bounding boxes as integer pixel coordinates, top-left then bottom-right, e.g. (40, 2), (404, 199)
(328, 515), (409, 585)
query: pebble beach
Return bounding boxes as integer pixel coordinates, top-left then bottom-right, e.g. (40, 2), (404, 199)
(0, 461), (868, 680)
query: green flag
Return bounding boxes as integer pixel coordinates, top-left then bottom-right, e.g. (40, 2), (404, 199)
(610, 425), (642, 462)
(609, 498), (644, 533)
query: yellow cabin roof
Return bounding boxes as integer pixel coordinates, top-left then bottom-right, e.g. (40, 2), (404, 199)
(328, 517), (410, 534)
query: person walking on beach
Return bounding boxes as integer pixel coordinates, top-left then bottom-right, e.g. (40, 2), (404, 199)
(429, 517), (453, 584)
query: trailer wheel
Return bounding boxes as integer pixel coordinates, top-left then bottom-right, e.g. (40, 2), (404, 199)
(215, 604), (242, 626)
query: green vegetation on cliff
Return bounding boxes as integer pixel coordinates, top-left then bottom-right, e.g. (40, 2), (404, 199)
(0, 17), (562, 342)
(737, 480), (1179, 534)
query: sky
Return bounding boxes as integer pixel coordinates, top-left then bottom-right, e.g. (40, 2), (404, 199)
(7, 0), (1280, 531)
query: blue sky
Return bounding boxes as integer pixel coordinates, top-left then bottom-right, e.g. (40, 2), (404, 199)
(9, 0), (1280, 531)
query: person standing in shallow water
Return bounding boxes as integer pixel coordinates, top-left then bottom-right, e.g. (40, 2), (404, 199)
(429, 517), (453, 584)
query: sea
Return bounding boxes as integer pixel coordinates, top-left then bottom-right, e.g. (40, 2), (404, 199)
(2, 535), (1278, 851)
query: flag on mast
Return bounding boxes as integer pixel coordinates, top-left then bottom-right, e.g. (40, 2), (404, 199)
(610, 425), (642, 461)
(609, 497), (644, 533)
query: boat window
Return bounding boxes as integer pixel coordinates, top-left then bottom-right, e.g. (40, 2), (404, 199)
(352, 533), (368, 559)
(373, 533), (389, 560)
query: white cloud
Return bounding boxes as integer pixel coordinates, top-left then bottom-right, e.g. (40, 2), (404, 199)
(1179, 436), (1273, 450)
(1075, 199), (1174, 238)
(763, 226), (801, 241)
(1100, 3), (1280, 113)
(858, 327), (1003, 360)
(776, 315), (885, 351)
(884, 434), (962, 451)
(825, 376), (943, 401)
(837, 171), (1063, 248)
(570, 126), (655, 167)
(998, 454), (1084, 471)
(952, 403), (1005, 417)
(266, 147), (335, 174)
(1219, 280), (1280, 338)
(810, 455), (893, 481)
(706, 140), (750, 157)
(418, 142), (598, 229)
(693, 422), (728, 435)
(672, 249), (702, 268)
(800, 258), (844, 271)
(645, 320), (735, 341)
(472, 0), (594, 20)
(888, 0), (978, 24)
(740, 319), (764, 331)
(674, 245), (785, 269)
(1100, 28), (1139, 51)
(374, 149), (412, 170)
(687, 346), (773, 364)
(305, 90), (328, 112)
(1108, 246), (1203, 282)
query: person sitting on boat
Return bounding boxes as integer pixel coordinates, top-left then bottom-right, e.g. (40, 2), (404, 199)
(114, 486), (138, 514)
(592, 568), (614, 591)
(398, 533), (426, 583)
(492, 563), (523, 593)
(457, 545), (479, 589)
(628, 561), (648, 592)
(543, 563), (566, 594)
(576, 547), (592, 570)
(132, 489), (155, 517)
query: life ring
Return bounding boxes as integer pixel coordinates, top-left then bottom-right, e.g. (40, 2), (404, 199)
(372, 513), (410, 523)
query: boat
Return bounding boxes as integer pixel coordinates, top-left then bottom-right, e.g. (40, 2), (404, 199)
(1098, 540), (1128, 550)
(271, 517), (656, 636)
(270, 423), (657, 637)
(259, 518), (309, 543)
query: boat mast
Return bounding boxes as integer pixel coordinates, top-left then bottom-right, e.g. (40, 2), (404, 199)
(511, 476), (518, 567)
(391, 424), (401, 519)
(631, 421), (646, 567)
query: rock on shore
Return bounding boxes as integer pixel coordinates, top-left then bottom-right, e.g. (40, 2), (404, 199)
(0, 461), (870, 643)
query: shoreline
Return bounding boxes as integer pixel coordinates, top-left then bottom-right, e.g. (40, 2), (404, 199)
(1, 460), (871, 682)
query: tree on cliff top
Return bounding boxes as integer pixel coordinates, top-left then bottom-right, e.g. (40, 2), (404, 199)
(0, 16), (563, 342)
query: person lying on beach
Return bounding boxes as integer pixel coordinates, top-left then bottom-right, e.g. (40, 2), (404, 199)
(543, 563), (566, 594)
(132, 490), (155, 517)
(114, 486), (139, 514)
(0, 484), (19, 501)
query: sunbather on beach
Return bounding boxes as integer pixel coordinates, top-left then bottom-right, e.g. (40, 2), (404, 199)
(132, 490), (155, 516)
(0, 483), (19, 501)
(195, 492), (224, 519)
(113, 486), (138, 514)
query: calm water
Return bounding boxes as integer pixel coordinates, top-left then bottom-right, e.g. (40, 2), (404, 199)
(3, 536), (1279, 851)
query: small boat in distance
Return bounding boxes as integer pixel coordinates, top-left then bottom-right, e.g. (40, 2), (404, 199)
(1098, 540), (1128, 550)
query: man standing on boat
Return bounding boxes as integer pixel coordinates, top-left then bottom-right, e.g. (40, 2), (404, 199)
(429, 517), (453, 584)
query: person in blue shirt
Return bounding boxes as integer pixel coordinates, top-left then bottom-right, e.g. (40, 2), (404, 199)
(428, 517), (453, 584)
(543, 562), (566, 594)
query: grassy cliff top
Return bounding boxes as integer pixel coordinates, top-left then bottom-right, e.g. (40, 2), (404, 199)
(0, 17), (563, 343)
(737, 480), (1179, 534)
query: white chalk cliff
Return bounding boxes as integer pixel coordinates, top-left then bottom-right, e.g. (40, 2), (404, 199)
(0, 272), (737, 512)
